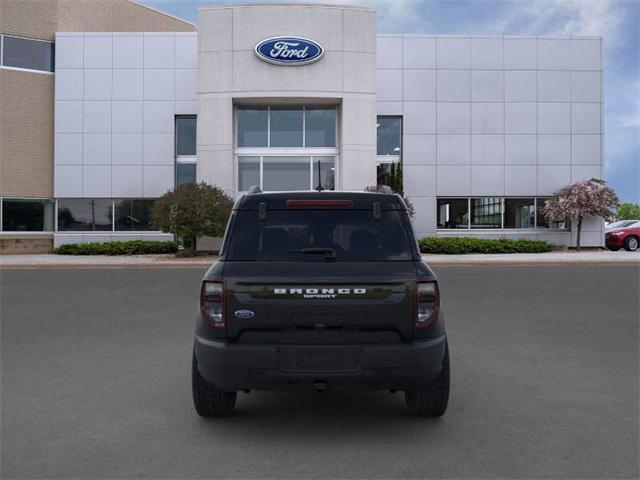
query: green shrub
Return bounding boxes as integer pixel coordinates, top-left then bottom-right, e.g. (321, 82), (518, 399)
(54, 240), (178, 256)
(418, 237), (553, 254)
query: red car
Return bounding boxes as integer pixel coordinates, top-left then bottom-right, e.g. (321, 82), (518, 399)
(605, 222), (640, 251)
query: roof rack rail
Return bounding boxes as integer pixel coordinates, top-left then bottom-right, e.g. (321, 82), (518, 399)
(247, 185), (262, 194)
(377, 185), (393, 194)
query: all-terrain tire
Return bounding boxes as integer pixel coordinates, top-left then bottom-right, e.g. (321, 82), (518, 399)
(405, 341), (450, 417)
(624, 236), (638, 252)
(192, 353), (237, 417)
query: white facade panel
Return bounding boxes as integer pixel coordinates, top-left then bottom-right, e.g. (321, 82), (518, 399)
(54, 32), (197, 200)
(83, 35), (112, 69)
(113, 36), (143, 68)
(113, 69), (143, 100)
(83, 133), (111, 165)
(437, 103), (470, 134)
(436, 38), (470, 69)
(55, 69), (83, 100)
(504, 38), (537, 69)
(470, 38), (503, 69)
(402, 36), (436, 69)
(84, 69), (112, 101)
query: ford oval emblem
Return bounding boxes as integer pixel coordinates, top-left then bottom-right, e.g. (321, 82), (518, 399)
(255, 36), (324, 66)
(234, 309), (255, 319)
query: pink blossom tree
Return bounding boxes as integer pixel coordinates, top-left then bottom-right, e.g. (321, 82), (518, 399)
(543, 178), (619, 250)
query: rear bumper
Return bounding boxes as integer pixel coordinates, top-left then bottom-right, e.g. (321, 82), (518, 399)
(194, 335), (447, 392)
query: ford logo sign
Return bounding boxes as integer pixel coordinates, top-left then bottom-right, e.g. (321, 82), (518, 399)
(255, 36), (324, 66)
(234, 309), (255, 319)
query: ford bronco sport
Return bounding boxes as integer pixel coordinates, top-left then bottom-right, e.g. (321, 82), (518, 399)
(192, 189), (450, 417)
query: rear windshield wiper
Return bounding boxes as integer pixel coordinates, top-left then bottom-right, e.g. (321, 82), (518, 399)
(288, 247), (336, 259)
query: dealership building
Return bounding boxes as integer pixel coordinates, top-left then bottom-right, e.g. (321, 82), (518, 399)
(0, 1), (605, 252)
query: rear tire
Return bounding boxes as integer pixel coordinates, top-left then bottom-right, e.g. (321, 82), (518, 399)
(192, 353), (237, 417)
(405, 341), (450, 417)
(624, 236), (638, 251)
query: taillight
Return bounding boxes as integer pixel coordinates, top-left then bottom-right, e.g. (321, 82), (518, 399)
(200, 280), (225, 328)
(415, 280), (439, 328)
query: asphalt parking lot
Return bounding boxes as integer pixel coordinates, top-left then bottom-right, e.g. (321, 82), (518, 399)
(1, 265), (638, 479)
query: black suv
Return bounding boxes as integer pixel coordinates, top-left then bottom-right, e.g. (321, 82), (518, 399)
(192, 190), (449, 417)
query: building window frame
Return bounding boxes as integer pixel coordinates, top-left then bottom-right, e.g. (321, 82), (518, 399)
(436, 196), (570, 231)
(175, 115), (197, 186)
(376, 116), (403, 190)
(235, 105), (339, 193)
(0, 34), (55, 75)
(53, 198), (164, 233)
(0, 197), (55, 233)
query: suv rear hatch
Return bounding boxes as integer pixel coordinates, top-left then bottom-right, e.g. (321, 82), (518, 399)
(220, 194), (420, 344)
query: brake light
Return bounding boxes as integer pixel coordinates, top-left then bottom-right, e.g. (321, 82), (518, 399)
(286, 199), (354, 208)
(415, 280), (439, 328)
(200, 280), (225, 328)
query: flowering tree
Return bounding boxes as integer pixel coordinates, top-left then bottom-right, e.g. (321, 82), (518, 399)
(152, 182), (233, 256)
(543, 178), (619, 250)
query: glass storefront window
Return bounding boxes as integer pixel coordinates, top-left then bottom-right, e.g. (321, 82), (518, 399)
(437, 199), (469, 229)
(237, 107), (268, 147)
(269, 107), (303, 147)
(176, 163), (196, 187)
(536, 198), (569, 229)
(57, 199), (112, 231)
(311, 157), (335, 190)
(238, 156), (260, 191)
(1, 35), (54, 72)
(377, 117), (401, 156)
(114, 199), (155, 231)
(263, 156), (309, 191)
(471, 197), (502, 229)
(2, 199), (54, 231)
(175, 116), (196, 156)
(504, 198), (535, 228)
(305, 108), (336, 147)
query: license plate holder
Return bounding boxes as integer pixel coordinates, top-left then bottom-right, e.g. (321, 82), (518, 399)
(296, 347), (344, 371)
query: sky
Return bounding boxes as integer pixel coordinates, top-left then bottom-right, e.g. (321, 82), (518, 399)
(141, 0), (639, 203)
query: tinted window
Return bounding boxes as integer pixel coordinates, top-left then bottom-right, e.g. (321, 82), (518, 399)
(437, 198), (468, 229)
(537, 197), (568, 229)
(114, 199), (155, 231)
(176, 163), (196, 186)
(238, 156), (260, 191)
(504, 198), (535, 228)
(2, 199), (53, 231)
(237, 107), (268, 147)
(270, 107), (303, 147)
(263, 156), (309, 191)
(57, 199), (112, 231)
(305, 107), (336, 147)
(175, 116), (196, 155)
(471, 197), (502, 229)
(226, 210), (414, 261)
(377, 117), (401, 156)
(2, 35), (54, 72)
(311, 157), (335, 191)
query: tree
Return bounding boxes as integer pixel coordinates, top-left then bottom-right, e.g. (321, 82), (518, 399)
(152, 182), (234, 256)
(616, 202), (640, 220)
(365, 183), (415, 218)
(543, 178), (619, 250)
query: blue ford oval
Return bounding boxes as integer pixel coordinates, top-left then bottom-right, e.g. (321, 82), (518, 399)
(255, 37), (324, 66)
(234, 309), (255, 320)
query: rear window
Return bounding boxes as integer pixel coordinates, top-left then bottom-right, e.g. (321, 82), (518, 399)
(225, 210), (415, 261)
